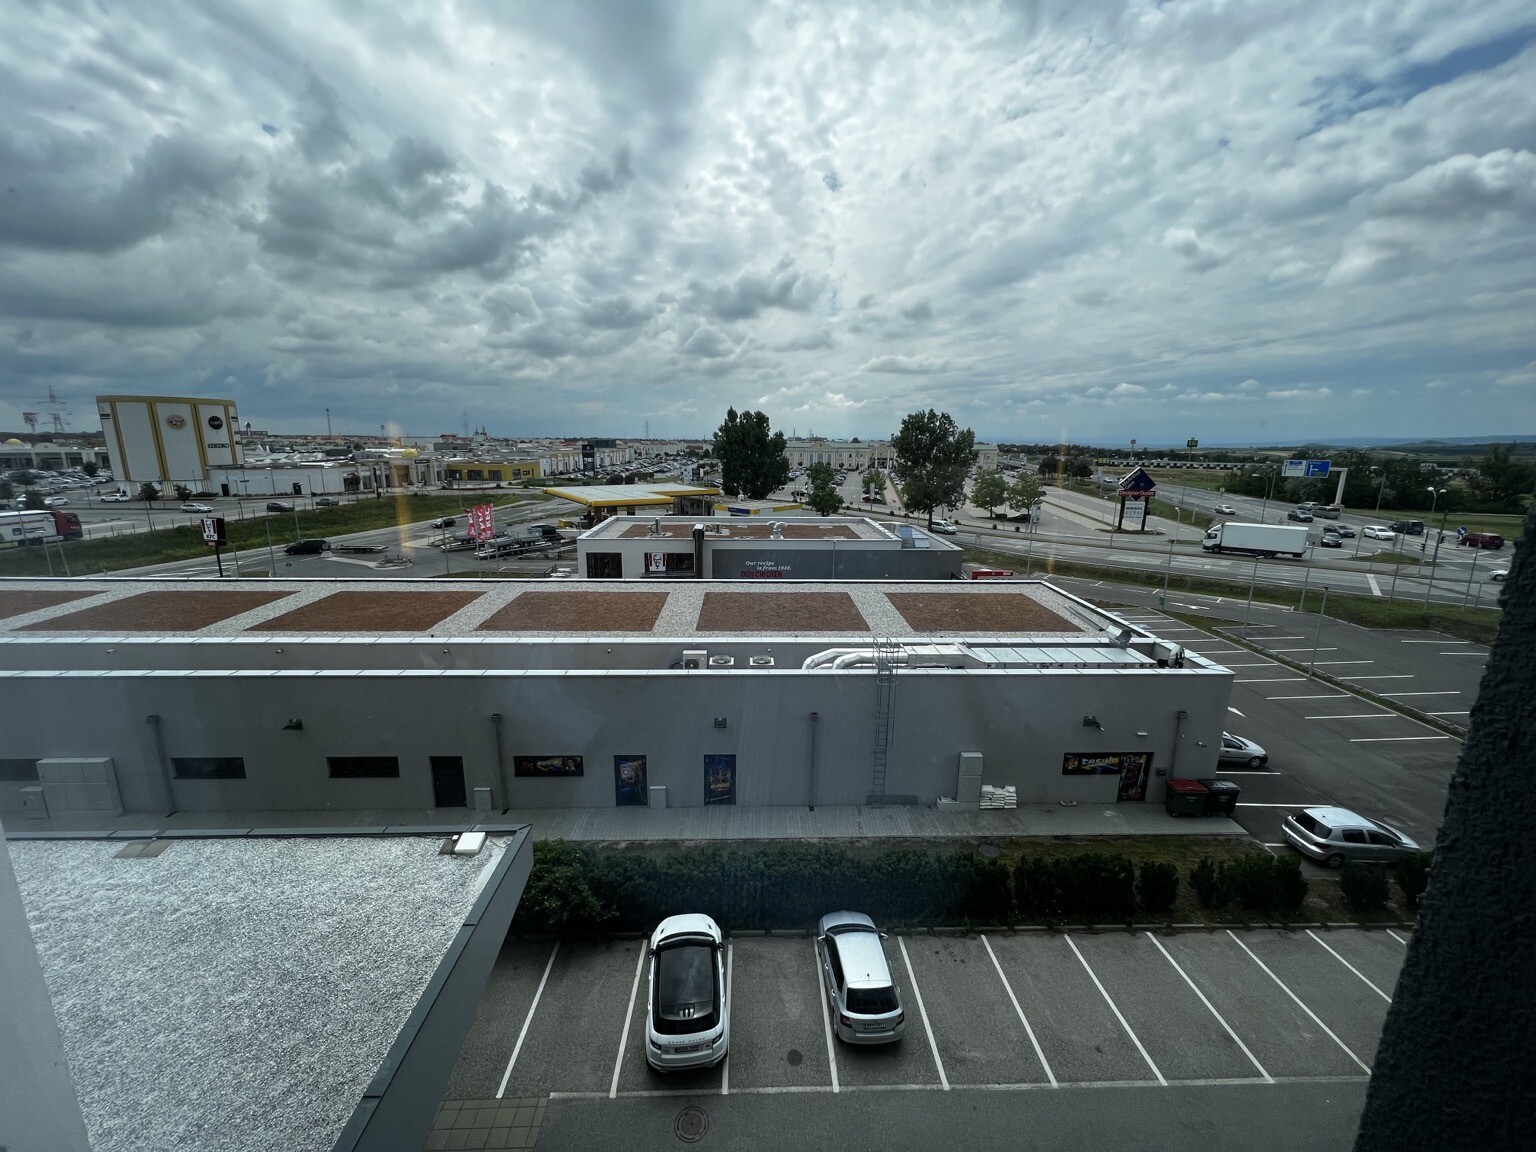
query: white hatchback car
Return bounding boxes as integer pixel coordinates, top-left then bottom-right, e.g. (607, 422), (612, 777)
(1214, 503), (1236, 515)
(1362, 525), (1396, 540)
(645, 914), (729, 1071)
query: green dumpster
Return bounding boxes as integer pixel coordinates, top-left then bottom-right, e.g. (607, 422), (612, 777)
(1164, 778), (1208, 817)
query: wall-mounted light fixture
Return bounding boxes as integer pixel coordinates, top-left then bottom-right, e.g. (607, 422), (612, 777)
(1136, 731), (1149, 738)
(282, 719), (304, 731)
(714, 717), (728, 729)
(1082, 715), (1104, 732)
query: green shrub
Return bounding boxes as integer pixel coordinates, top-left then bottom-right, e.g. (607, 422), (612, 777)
(1395, 852), (1433, 908)
(1232, 854), (1280, 912)
(1013, 855), (1060, 921)
(963, 857), (1015, 923)
(1274, 855), (1309, 914)
(1137, 860), (1179, 914)
(1340, 862), (1391, 914)
(1190, 857), (1236, 909)
(1061, 853), (1136, 921)
(515, 841), (609, 935)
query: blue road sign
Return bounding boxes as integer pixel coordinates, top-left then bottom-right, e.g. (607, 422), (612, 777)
(1303, 459), (1331, 478)
(1457, 526), (1467, 536)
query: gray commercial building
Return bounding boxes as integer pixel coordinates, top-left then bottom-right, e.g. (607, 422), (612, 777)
(0, 578), (1233, 821)
(575, 515), (963, 580)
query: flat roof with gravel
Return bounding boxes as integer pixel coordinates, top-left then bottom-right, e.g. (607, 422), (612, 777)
(8, 835), (512, 1152)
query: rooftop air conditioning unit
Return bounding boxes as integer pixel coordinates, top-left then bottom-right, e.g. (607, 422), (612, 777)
(682, 649), (708, 669)
(749, 655), (775, 667)
(709, 655), (736, 668)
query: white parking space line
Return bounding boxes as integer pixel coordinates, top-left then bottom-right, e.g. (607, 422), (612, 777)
(1064, 935), (1166, 1086)
(610, 940), (648, 1100)
(1426, 710), (1470, 716)
(1312, 660), (1376, 666)
(1367, 575), (1382, 596)
(1267, 694), (1349, 700)
(1268, 647), (1338, 653)
(1222, 662), (1277, 668)
(722, 940), (734, 1095)
(1386, 930), (1410, 947)
(1145, 933), (1272, 1083)
(1253, 635), (1305, 641)
(1217, 769), (1280, 775)
(1305, 931), (1392, 1003)
(1402, 639), (1468, 644)
(1382, 691), (1461, 697)
(897, 936), (949, 1090)
(1236, 802), (1304, 808)
(1439, 652), (1486, 657)
(1350, 736), (1452, 743)
(814, 940), (840, 1093)
(1304, 713), (1395, 720)
(496, 941), (559, 1099)
(1236, 677), (1306, 683)
(1346, 675), (1414, 681)
(980, 934), (1056, 1088)
(1226, 930), (1371, 1074)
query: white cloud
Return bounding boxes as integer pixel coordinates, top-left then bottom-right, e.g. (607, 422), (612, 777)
(859, 354), (951, 375)
(1495, 361), (1536, 388)
(1162, 227), (1227, 273)
(1110, 382), (1147, 396)
(1266, 387), (1336, 400)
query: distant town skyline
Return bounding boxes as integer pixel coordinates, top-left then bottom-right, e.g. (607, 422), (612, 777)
(0, 2), (1531, 444)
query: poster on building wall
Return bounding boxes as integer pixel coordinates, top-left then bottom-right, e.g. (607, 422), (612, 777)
(647, 552), (667, 573)
(704, 754), (736, 805)
(1061, 752), (1152, 801)
(514, 755), (584, 778)
(614, 756), (648, 805)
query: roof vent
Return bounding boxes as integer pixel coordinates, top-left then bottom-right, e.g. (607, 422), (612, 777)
(682, 649), (707, 669)
(709, 655), (736, 668)
(749, 655), (775, 667)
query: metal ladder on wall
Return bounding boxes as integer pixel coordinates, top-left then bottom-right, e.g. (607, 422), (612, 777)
(869, 636), (901, 805)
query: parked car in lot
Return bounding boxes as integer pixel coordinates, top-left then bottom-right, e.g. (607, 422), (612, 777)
(1214, 503), (1236, 515)
(1362, 525), (1396, 540)
(1286, 508), (1313, 522)
(266, 501), (294, 512)
(645, 914), (729, 1071)
(1217, 732), (1268, 768)
(283, 538), (331, 555)
(1319, 530), (1342, 548)
(1488, 569), (1508, 582)
(1281, 806), (1421, 869)
(315, 496), (341, 507)
(1457, 531), (1504, 550)
(180, 502), (213, 513)
(816, 911), (905, 1045)
(99, 493), (131, 503)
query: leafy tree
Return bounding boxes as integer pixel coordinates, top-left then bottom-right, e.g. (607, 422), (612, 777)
(1007, 473), (1044, 519)
(1471, 443), (1534, 511)
(862, 466), (887, 497)
(172, 483), (193, 501)
(138, 482), (162, 504)
(17, 489), (47, 511)
(0, 478), (11, 501)
(81, 461), (99, 478)
(971, 470), (1009, 517)
(8, 469), (36, 491)
(805, 462), (843, 516)
(713, 408), (791, 499)
(1037, 454), (1091, 481)
(890, 408), (978, 528)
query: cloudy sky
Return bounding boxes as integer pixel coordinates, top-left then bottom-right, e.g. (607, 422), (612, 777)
(1, 0), (1532, 446)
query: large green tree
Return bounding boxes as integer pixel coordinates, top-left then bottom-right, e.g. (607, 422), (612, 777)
(971, 470), (1008, 518)
(1472, 443), (1535, 511)
(1007, 473), (1044, 520)
(890, 409), (978, 528)
(712, 408), (791, 499)
(805, 462), (843, 516)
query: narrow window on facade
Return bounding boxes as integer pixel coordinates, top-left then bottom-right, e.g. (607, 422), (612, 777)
(172, 757), (247, 780)
(0, 758), (40, 781)
(327, 757), (401, 778)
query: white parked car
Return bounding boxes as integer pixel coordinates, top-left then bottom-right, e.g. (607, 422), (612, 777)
(180, 502), (214, 513)
(1362, 525), (1396, 540)
(1488, 569), (1508, 583)
(43, 496), (69, 506)
(645, 914), (729, 1071)
(816, 912), (905, 1044)
(99, 493), (131, 503)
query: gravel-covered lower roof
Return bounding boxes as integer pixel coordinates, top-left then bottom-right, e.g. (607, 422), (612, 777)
(9, 835), (510, 1152)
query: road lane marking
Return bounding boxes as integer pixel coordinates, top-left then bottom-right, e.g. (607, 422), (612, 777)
(1268, 647), (1338, 653)
(813, 939), (840, 1093)
(1145, 933), (1272, 1083)
(1402, 639), (1468, 644)
(1222, 662), (1277, 667)
(1439, 652), (1486, 657)
(1345, 675), (1414, 681)
(1236, 677), (1306, 683)
(497, 941), (559, 1099)
(1267, 694), (1349, 700)
(1426, 710), (1470, 716)
(1304, 713), (1396, 720)
(722, 940), (734, 1095)
(1226, 930), (1371, 1073)
(1250, 635), (1305, 640)
(1065, 935), (1166, 1086)
(1312, 660), (1375, 666)
(609, 940), (648, 1099)
(1382, 691), (1461, 697)
(1217, 769), (1280, 775)
(981, 935), (1056, 1087)
(1385, 930), (1410, 946)
(1305, 931), (1392, 1003)
(1367, 575), (1382, 596)
(897, 936), (949, 1090)
(1349, 736), (1452, 743)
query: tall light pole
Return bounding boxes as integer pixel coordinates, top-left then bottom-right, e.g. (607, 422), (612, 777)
(1308, 587), (1330, 678)
(1423, 493), (1451, 605)
(1258, 467), (1279, 525)
(1373, 469), (1388, 516)
(1420, 487), (1446, 573)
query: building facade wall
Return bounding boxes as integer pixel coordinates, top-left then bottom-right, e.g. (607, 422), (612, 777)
(96, 396), (242, 486)
(0, 667), (1230, 813)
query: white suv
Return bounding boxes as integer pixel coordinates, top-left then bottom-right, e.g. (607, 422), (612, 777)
(645, 914), (729, 1071)
(816, 911), (905, 1044)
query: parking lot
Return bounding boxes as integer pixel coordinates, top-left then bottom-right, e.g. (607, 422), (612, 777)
(1109, 606), (1469, 858)
(447, 925), (1403, 1107)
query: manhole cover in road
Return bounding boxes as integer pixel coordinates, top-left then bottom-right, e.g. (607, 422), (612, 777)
(786, 1048), (803, 1066)
(978, 842), (1000, 858)
(676, 1106), (709, 1143)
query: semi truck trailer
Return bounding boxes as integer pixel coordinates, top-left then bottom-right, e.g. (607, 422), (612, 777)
(1201, 521), (1308, 558)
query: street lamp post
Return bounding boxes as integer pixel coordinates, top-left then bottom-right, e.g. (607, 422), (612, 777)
(1297, 541), (1315, 612)
(1308, 587), (1330, 678)
(1462, 547), (1480, 607)
(1419, 488), (1446, 573)
(1423, 502), (1451, 605)
(1242, 553), (1262, 635)
(1374, 470), (1388, 516)
(1160, 538), (1175, 606)
(1258, 468), (1278, 525)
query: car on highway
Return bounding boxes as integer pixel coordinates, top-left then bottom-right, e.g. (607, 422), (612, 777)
(1489, 569), (1508, 582)
(1362, 525), (1396, 540)
(1319, 529), (1342, 548)
(1457, 532), (1504, 550)
(1214, 503), (1236, 515)
(1332, 524), (1356, 537)
(283, 538), (331, 555)
(1281, 806), (1421, 869)
(42, 496), (69, 506)
(1286, 508), (1314, 522)
(180, 502), (213, 513)
(266, 501), (295, 512)
(860, 493), (885, 503)
(930, 520), (959, 535)
(1217, 732), (1268, 768)
(645, 914), (729, 1071)
(816, 911), (905, 1045)
(315, 496), (341, 507)
(431, 516), (457, 528)
(99, 493), (131, 503)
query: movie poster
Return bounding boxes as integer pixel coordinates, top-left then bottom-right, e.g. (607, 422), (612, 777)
(614, 755), (648, 806)
(704, 754), (736, 805)
(514, 754), (584, 778)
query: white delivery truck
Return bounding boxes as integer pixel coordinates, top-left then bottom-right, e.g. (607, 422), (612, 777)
(1201, 521), (1309, 558)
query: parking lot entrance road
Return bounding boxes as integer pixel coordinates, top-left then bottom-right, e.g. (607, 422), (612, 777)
(451, 927), (1401, 1123)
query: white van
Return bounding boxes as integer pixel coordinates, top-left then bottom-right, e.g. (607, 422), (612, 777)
(1317, 504), (1343, 519)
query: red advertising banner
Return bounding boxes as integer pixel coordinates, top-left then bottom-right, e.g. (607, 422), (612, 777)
(468, 503), (495, 540)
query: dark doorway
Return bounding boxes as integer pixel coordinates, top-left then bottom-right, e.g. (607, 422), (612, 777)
(431, 756), (467, 808)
